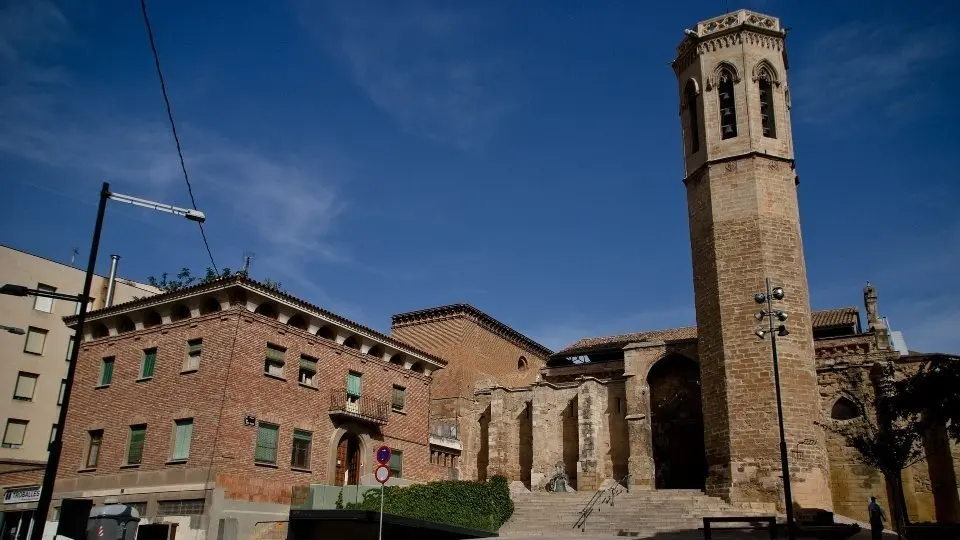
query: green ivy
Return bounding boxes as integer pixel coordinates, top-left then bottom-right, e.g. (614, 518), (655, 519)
(345, 476), (514, 532)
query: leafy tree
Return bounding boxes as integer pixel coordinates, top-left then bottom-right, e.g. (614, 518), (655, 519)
(146, 266), (286, 293)
(896, 355), (960, 443)
(820, 364), (925, 539)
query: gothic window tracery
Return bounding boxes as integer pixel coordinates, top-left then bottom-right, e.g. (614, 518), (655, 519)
(717, 67), (738, 139)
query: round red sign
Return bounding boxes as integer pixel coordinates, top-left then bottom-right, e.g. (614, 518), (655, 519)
(374, 464), (391, 484)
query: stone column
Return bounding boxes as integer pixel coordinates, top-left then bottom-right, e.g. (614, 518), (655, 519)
(623, 341), (664, 489)
(577, 379), (606, 492)
(530, 384), (565, 491)
(487, 388), (507, 478)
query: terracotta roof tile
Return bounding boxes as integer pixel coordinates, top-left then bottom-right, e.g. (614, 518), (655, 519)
(554, 307), (861, 358)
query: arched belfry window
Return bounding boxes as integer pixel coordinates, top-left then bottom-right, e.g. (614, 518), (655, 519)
(831, 397), (861, 421)
(757, 68), (777, 138)
(717, 68), (738, 139)
(684, 80), (701, 154)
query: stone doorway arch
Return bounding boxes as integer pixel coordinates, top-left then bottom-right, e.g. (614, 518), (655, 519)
(327, 427), (370, 486)
(647, 355), (707, 490)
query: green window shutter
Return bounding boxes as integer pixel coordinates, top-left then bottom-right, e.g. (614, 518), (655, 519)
(188, 340), (202, 354)
(101, 359), (114, 385)
(172, 419), (193, 461)
(142, 349), (157, 378)
(392, 386), (405, 410)
(388, 450), (402, 478)
(128, 426), (146, 464)
(346, 373), (362, 397)
(265, 345), (285, 363)
(299, 356), (317, 372)
(255, 424), (278, 463)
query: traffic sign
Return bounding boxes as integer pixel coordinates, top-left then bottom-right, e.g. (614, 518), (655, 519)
(374, 464), (391, 484)
(375, 445), (392, 465)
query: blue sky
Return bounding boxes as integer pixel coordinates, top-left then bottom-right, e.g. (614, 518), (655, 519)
(1, 0), (958, 354)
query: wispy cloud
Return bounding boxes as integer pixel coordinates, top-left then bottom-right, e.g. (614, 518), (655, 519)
(297, 0), (520, 151)
(792, 21), (953, 125)
(0, 0), (348, 269)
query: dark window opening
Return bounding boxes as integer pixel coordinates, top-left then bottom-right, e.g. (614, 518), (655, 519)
(143, 311), (162, 328)
(684, 81), (700, 153)
(171, 304), (191, 322)
(316, 326), (336, 341)
(200, 297), (222, 315)
(254, 302), (278, 319)
(759, 75), (776, 138)
(831, 397), (861, 421)
(718, 69), (738, 139)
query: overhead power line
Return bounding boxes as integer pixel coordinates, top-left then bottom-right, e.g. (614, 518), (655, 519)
(139, 0), (219, 274)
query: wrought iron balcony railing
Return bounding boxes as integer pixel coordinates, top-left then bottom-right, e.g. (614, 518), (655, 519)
(328, 389), (389, 424)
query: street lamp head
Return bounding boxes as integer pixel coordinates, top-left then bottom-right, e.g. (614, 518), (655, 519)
(776, 311), (788, 322)
(754, 293), (766, 304)
(0, 284), (30, 297)
(4, 326), (26, 335)
(755, 311), (765, 321)
(755, 329), (766, 339)
(772, 287), (785, 300)
(185, 209), (206, 223)
(777, 325), (790, 337)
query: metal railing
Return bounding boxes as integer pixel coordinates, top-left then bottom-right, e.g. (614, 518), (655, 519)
(573, 473), (631, 532)
(327, 389), (389, 424)
(430, 421), (460, 440)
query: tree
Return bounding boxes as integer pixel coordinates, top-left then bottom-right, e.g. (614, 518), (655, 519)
(896, 355), (960, 443)
(147, 266), (285, 293)
(820, 364), (925, 539)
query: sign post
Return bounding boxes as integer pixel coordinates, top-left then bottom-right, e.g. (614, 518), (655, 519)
(374, 446), (392, 540)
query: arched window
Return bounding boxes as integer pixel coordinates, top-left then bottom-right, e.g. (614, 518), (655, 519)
(367, 345), (384, 359)
(316, 326), (336, 341)
(92, 322), (109, 339)
(143, 311), (162, 328)
(684, 80), (701, 154)
(389, 353), (405, 366)
(342, 336), (361, 350)
(286, 314), (308, 331)
(758, 70), (776, 139)
(410, 362), (426, 374)
(253, 302), (278, 319)
(200, 297), (222, 315)
(171, 304), (191, 322)
(717, 67), (738, 139)
(518, 356), (528, 371)
(117, 316), (135, 334)
(831, 397), (861, 421)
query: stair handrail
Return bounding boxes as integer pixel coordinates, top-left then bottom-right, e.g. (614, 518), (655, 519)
(572, 473), (631, 532)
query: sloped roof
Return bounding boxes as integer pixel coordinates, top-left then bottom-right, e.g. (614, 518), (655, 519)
(392, 303), (553, 358)
(64, 275), (448, 367)
(554, 307), (862, 358)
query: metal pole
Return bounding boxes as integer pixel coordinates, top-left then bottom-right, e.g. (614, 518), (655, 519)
(766, 278), (795, 540)
(378, 483), (385, 540)
(30, 182), (110, 540)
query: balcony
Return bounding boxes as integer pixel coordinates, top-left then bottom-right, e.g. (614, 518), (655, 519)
(328, 389), (388, 425)
(429, 421), (461, 451)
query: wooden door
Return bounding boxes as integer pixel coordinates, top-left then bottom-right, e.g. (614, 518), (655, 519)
(346, 436), (360, 485)
(334, 436), (347, 486)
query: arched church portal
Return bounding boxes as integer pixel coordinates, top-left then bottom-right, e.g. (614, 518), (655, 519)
(334, 432), (362, 486)
(648, 355), (707, 489)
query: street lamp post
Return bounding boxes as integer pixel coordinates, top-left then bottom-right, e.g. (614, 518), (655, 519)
(0, 324), (26, 335)
(753, 277), (796, 540)
(19, 182), (205, 540)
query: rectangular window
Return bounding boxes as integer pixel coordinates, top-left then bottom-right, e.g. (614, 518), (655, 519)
(33, 284), (56, 312)
(264, 344), (285, 378)
(346, 372), (362, 398)
(388, 449), (403, 479)
(86, 430), (103, 468)
(184, 339), (202, 371)
(24, 327), (48, 355)
(2, 419), (28, 449)
(99, 357), (114, 386)
(290, 429), (312, 470)
(391, 385), (405, 412)
(157, 499), (205, 516)
(49, 424), (58, 449)
(140, 348), (157, 379)
(58, 379), (66, 405)
(66, 335), (75, 362)
(298, 355), (317, 386)
(13, 372), (38, 401)
(127, 425), (147, 465)
(126, 502), (147, 517)
(171, 418), (193, 461)
(254, 422), (279, 464)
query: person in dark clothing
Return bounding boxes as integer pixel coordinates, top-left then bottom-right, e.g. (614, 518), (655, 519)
(868, 496), (887, 540)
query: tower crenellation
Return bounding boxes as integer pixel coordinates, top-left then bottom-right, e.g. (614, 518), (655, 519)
(673, 9), (833, 511)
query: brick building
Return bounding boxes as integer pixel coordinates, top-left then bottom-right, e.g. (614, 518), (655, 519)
(49, 276), (446, 539)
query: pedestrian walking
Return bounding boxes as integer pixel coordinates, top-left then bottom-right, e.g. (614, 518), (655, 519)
(868, 496), (887, 540)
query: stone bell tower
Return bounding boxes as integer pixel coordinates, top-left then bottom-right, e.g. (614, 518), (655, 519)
(672, 10), (832, 510)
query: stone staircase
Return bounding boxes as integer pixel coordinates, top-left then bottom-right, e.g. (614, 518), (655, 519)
(498, 488), (776, 538)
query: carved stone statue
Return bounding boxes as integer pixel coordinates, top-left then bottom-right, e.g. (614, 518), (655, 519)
(545, 461), (570, 492)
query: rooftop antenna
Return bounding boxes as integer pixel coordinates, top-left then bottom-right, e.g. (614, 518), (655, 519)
(70, 247), (80, 267)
